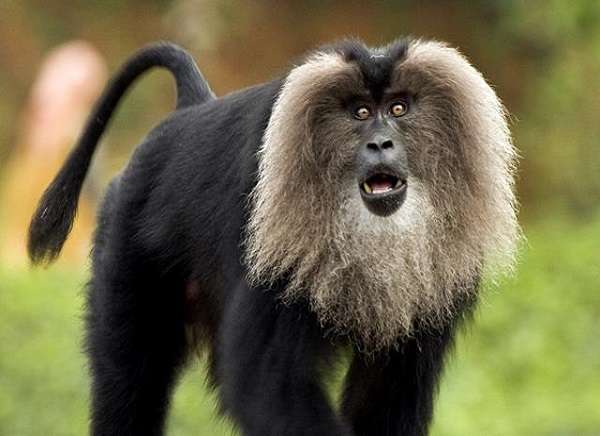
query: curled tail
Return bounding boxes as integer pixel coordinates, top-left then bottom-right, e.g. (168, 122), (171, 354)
(28, 42), (214, 264)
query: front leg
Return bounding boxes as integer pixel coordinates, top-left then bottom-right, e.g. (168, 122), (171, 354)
(218, 280), (351, 436)
(341, 326), (456, 436)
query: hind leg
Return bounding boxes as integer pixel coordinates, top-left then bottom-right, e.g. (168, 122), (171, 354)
(86, 193), (188, 435)
(86, 258), (188, 436)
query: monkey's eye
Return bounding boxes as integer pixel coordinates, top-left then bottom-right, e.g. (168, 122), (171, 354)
(353, 106), (371, 120)
(390, 101), (408, 117)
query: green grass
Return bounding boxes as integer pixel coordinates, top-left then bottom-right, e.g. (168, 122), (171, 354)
(432, 214), (600, 435)
(1, 214), (599, 435)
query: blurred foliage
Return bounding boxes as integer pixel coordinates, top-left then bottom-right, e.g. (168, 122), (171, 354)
(433, 211), (600, 435)
(491, 0), (600, 216)
(1, 213), (599, 435)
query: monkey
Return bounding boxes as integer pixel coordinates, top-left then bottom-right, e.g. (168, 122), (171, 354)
(28, 38), (519, 436)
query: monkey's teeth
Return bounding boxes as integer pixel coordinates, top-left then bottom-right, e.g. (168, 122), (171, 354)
(363, 182), (372, 194)
(372, 186), (392, 194)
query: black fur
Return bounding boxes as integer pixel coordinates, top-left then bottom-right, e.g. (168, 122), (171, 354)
(28, 42), (214, 264)
(323, 38), (409, 102)
(29, 40), (473, 436)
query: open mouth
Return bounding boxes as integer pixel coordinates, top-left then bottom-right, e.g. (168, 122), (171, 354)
(358, 170), (408, 217)
(361, 173), (406, 196)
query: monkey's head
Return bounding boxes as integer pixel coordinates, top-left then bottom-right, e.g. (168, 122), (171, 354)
(246, 38), (519, 352)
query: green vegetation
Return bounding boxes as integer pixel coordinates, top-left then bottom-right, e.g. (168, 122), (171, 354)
(1, 213), (599, 435)
(432, 213), (600, 435)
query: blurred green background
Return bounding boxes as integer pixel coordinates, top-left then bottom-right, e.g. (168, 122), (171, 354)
(1, 1), (599, 435)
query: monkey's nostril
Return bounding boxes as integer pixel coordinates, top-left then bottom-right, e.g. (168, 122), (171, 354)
(366, 140), (394, 152)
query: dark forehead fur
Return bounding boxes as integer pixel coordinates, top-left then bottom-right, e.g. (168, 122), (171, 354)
(319, 38), (410, 101)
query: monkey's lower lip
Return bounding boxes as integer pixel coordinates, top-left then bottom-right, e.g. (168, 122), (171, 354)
(358, 173), (407, 217)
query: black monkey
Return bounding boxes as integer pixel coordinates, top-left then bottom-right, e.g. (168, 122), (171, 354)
(29, 39), (518, 436)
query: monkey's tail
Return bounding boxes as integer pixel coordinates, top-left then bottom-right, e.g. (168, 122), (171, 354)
(28, 42), (215, 265)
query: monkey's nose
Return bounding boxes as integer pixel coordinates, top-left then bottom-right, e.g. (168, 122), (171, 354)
(366, 139), (394, 152)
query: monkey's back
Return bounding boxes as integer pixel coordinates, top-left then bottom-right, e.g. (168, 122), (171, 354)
(97, 79), (282, 290)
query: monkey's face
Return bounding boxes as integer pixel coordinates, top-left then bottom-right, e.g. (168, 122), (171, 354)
(301, 79), (414, 219)
(299, 42), (471, 220)
(248, 38), (519, 351)
(351, 98), (410, 217)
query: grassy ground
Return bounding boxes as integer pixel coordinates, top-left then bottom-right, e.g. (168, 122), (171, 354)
(1, 214), (599, 435)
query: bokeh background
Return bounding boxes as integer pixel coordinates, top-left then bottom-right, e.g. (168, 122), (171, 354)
(1, 1), (599, 434)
